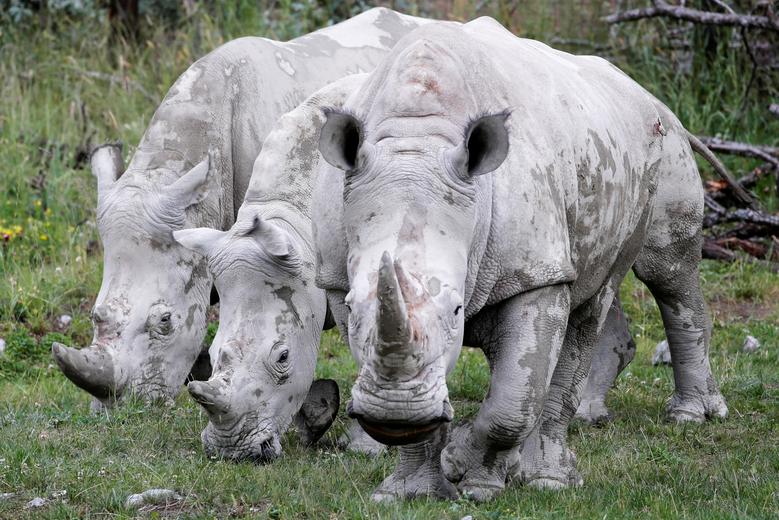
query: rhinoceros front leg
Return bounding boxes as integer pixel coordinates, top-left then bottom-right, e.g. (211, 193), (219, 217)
(574, 296), (636, 424)
(440, 285), (571, 501)
(371, 424), (458, 502)
(515, 284), (618, 489)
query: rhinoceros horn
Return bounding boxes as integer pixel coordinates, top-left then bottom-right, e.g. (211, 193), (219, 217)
(376, 251), (413, 354)
(187, 380), (230, 416)
(51, 342), (115, 399)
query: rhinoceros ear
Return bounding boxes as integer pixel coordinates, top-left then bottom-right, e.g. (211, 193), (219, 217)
(463, 112), (510, 176)
(172, 227), (226, 258)
(90, 143), (124, 194)
(319, 110), (364, 171)
(165, 152), (215, 208)
(293, 379), (340, 446)
(244, 214), (302, 273)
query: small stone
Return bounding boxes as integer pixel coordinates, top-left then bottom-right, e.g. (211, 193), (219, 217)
(26, 497), (47, 509)
(0, 338), (5, 355)
(125, 489), (182, 509)
(58, 314), (72, 328)
(742, 335), (761, 353)
(652, 340), (672, 366)
(0, 492), (16, 501)
(461, 516), (474, 520)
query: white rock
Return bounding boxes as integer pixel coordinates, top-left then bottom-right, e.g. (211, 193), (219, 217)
(742, 335), (761, 353)
(26, 497), (47, 509)
(0, 492), (16, 501)
(58, 314), (72, 328)
(0, 338), (5, 356)
(125, 489), (182, 509)
(461, 516), (474, 520)
(652, 340), (672, 366)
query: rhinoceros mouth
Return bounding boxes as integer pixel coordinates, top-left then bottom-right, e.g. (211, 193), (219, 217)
(201, 417), (281, 464)
(356, 417), (445, 446)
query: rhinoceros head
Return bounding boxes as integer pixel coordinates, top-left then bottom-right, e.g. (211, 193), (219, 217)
(173, 212), (337, 462)
(52, 145), (215, 405)
(316, 36), (510, 444)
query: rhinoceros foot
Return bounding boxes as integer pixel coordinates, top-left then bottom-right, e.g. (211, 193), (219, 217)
(371, 463), (458, 502)
(371, 424), (457, 502)
(574, 399), (613, 425)
(513, 430), (583, 491)
(666, 389), (728, 424)
(440, 423), (519, 502)
(338, 420), (386, 456)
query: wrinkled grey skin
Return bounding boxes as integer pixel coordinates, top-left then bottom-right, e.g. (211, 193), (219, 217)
(171, 75), (365, 462)
(51, 7), (429, 408)
(313, 19), (727, 501)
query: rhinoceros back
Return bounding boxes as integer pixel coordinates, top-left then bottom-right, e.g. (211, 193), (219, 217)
(120, 8), (430, 232)
(459, 17), (676, 307)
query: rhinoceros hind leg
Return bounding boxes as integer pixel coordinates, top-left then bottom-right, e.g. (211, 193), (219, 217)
(371, 425), (458, 502)
(575, 296), (636, 425)
(338, 420), (386, 456)
(632, 198), (728, 423)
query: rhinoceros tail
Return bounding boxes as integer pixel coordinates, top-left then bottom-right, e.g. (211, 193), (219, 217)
(687, 131), (758, 210)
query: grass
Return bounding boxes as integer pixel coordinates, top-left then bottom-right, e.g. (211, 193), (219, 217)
(1, 1), (778, 518)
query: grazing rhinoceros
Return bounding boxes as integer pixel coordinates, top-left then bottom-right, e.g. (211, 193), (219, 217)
(312, 18), (728, 501)
(51, 8), (430, 408)
(171, 75), (366, 462)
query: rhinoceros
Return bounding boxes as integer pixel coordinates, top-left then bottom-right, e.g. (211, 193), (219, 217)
(51, 7), (430, 408)
(312, 19), (728, 501)
(171, 75), (367, 462)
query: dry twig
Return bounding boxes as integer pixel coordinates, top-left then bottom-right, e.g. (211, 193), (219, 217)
(604, 0), (779, 34)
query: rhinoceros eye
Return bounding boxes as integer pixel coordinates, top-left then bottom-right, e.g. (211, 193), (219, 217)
(160, 312), (171, 323)
(277, 349), (289, 364)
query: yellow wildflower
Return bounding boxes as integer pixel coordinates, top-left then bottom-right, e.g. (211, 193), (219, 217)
(39, 234), (48, 241)
(34, 199), (42, 207)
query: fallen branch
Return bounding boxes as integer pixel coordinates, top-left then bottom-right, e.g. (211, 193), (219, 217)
(728, 208), (779, 228)
(738, 164), (775, 190)
(703, 237), (737, 261)
(715, 236), (770, 258)
(697, 136), (779, 166)
(604, 0), (779, 34)
(702, 237), (779, 271)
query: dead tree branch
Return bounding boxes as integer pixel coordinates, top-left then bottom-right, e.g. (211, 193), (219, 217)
(604, 0), (779, 34)
(697, 136), (779, 166)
